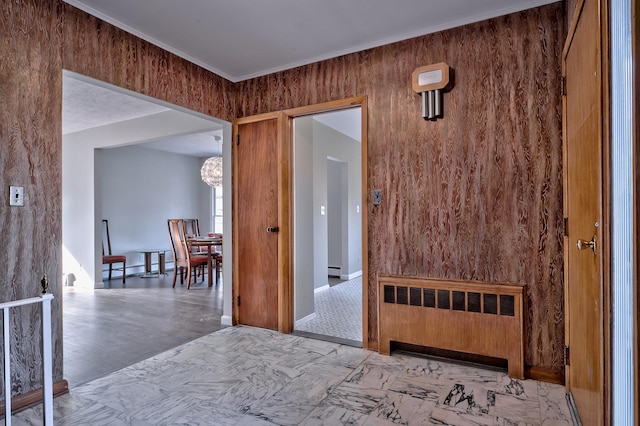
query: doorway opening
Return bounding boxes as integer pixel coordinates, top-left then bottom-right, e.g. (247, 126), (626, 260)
(61, 70), (233, 386)
(292, 107), (363, 346)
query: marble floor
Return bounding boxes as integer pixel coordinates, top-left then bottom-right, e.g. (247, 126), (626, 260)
(15, 326), (573, 425)
(295, 277), (362, 343)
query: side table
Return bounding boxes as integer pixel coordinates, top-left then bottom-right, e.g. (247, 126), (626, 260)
(137, 249), (169, 278)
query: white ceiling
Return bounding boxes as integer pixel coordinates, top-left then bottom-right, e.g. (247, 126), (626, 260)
(62, 0), (558, 156)
(63, 0), (559, 83)
(63, 75), (223, 157)
(63, 76), (171, 134)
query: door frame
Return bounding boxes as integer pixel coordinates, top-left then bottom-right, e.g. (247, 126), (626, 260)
(562, 0), (612, 422)
(284, 96), (369, 347)
(232, 97), (368, 344)
(283, 97), (368, 347)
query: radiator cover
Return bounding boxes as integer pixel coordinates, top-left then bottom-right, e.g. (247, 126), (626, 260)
(378, 274), (525, 379)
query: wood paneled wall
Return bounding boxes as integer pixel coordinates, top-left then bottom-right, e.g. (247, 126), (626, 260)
(0, 0), (234, 397)
(0, 0), (64, 398)
(235, 4), (566, 371)
(60, 3), (235, 122)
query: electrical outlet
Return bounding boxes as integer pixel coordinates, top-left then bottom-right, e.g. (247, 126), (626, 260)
(373, 189), (382, 205)
(9, 186), (24, 206)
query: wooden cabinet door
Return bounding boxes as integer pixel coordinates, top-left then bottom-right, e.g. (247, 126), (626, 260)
(233, 113), (286, 331)
(563, 0), (605, 423)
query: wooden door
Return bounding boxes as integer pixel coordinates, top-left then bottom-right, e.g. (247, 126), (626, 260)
(234, 115), (280, 330)
(563, 0), (605, 423)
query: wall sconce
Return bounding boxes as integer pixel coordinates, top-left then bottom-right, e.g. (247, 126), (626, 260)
(412, 63), (453, 120)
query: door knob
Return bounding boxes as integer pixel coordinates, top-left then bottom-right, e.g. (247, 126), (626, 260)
(266, 226), (279, 233)
(576, 236), (596, 253)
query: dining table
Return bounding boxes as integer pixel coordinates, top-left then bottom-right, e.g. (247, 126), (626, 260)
(186, 236), (222, 286)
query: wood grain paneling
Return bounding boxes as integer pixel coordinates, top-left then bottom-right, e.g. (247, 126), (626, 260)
(0, 0), (234, 399)
(235, 4), (565, 372)
(0, 0), (64, 400)
(60, 3), (235, 122)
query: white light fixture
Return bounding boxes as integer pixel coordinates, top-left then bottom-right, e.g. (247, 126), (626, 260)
(201, 135), (223, 187)
(201, 156), (223, 187)
(412, 63), (453, 120)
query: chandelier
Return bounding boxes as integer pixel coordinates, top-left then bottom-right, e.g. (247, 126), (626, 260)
(201, 156), (223, 187)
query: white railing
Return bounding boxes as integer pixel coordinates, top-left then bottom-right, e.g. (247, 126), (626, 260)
(1, 293), (54, 425)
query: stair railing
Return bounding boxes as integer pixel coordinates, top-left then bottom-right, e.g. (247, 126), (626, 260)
(1, 290), (54, 425)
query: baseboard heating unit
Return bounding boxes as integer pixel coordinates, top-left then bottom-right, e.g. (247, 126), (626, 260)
(378, 274), (525, 379)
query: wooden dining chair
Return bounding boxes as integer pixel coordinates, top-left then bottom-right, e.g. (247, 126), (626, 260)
(209, 233), (223, 281)
(167, 219), (207, 289)
(183, 218), (200, 237)
(102, 219), (127, 283)
(183, 218), (204, 257)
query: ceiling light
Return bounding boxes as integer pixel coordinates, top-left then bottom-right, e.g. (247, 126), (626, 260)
(201, 156), (223, 187)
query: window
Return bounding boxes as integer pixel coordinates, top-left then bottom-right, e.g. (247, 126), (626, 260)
(211, 186), (223, 234)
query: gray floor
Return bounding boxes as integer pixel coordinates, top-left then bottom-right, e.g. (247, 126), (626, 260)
(63, 273), (225, 387)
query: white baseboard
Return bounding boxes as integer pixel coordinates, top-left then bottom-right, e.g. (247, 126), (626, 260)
(295, 312), (316, 327)
(221, 315), (233, 326)
(314, 284), (330, 294)
(328, 266), (341, 276)
(340, 270), (362, 280)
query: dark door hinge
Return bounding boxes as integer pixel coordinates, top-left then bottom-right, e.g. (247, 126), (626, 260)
(236, 134), (240, 145)
(564, 346), (570, 366)
(561, 76), (566, 97)
(237, 295), (241, 306)
(564, 217), (568, 237)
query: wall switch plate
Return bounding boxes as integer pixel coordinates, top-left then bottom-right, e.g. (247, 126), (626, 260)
(9, 186), (24, 206)
(320, 205), (325, 216)
(373, 189), (382, 205)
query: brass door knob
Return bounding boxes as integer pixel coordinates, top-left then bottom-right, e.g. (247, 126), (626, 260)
(577, 236), (596, 253)
(266, 226), (279, 233)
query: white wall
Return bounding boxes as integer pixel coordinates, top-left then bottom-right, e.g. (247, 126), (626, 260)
(62, 110), (223, 289)
(220, 126), (233, 326)
(327, 159), (345, 272)
(312, 125), (330, 288)
(294, 117), (315, 321)
(293, 110), (362, 323)
(99, 145), (209, 275)
(312, 120), (362, 282)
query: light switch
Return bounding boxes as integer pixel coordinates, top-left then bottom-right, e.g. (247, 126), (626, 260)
(373, 189), (382, 205)
(320, 206), (325, 216)
(9, 186), (24, 206)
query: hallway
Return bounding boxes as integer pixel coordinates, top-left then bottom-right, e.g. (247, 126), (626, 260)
(295, 276), (362, 344)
